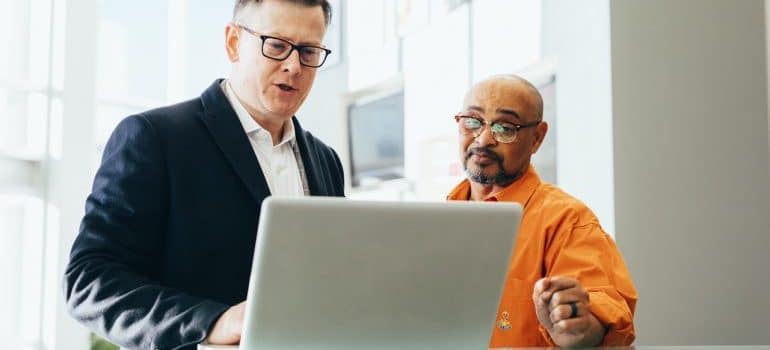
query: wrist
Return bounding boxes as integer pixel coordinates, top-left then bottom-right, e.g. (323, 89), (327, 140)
(572, 314), (606, 347)
(206, 308), (239, 344)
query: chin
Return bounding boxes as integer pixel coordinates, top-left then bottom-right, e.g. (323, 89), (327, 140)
(267, 104), (299, 118)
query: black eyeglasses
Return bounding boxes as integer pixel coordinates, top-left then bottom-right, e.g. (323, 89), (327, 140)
(236, 23), (332, 68)
(454, 114), (540, 143)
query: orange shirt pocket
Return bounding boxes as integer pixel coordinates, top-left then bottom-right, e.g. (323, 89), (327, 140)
(489, 278), (546, 347)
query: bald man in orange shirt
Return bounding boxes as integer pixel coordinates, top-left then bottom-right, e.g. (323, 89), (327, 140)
(447, 75), (637, 348)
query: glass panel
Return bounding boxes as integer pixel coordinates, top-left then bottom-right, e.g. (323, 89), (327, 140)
(347, 0), (386, 54)
(346, 0), (399, 90)
(0, 197), (25, 350)
(51, 0), (67, 92)
(0, 89), (31, 154)
(41, 203), (60, 350)
(96, 0), (168, 103)
(28, 0), (54, 90)
(0, 90), (49, 157)
(471, 0), (542, 82)
(429, 0), (467, 22)
(183, 0), (232, 99)
(0, 0), (55, 158)
(402, 4), (469, 199)
(48, 97), (63, 160)
(397, 0), (429, 37)
(26, 92), (49, 157)
(0, 2), (30, 85)
(17, 197), (45, 349)
(320, 0), (342, 69)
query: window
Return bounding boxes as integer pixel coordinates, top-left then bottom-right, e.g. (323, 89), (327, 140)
(1, 2), (235, 349)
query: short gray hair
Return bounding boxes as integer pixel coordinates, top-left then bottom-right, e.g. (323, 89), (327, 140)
(233, 0), (332, 26)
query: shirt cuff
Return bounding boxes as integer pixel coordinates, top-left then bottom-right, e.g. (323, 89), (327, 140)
(537, 324), (558, 347)
(588, 290), (636, 346)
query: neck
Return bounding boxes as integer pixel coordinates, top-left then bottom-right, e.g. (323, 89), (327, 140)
(228, 80), (291, 146)
(469, 182), (508, 201)
(250, 111), (287, 146)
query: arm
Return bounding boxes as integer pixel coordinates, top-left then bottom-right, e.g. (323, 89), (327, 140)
(63, 115), (229, 350)
(329, 148), (345, 196)
(535, 222), (638, 347)
(533, 276), (607, 347)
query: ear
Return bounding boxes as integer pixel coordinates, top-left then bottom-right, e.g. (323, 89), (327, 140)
(530, 121), (549, 154)
(225, 23), (240, 62)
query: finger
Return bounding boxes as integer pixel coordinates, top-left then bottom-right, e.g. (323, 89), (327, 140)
(549, 301), (585, 324)
(533, 277), (550, 296)
(546, 276), (580, 293)
(549, 288), (587, 310)
(551, 314), (591, 336)
(533, 278), (551, 304)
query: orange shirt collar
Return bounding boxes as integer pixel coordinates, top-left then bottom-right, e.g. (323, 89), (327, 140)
(447, 165), (542, 208)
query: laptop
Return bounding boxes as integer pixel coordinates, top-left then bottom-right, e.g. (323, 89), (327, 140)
(203, 196), (522, 350)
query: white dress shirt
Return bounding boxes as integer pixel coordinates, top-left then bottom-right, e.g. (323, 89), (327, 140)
(222, 80), (305, 197)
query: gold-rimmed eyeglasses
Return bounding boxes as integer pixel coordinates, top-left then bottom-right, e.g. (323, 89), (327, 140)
(454, 114), (540, 143)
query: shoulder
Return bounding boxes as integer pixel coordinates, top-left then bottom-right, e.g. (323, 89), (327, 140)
(294, 125), (345, 194)
(105, 97), (206, 156)
(530, 182), (601, 228)
(136, 97), (204, 131)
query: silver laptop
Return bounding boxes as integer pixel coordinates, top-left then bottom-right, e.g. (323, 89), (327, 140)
(238, 196), (522, 350)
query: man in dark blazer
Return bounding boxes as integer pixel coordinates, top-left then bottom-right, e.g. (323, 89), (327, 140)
(63, 1), (342, 349)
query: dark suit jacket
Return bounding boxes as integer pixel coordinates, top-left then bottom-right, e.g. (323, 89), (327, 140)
(63, 80), (345, 350)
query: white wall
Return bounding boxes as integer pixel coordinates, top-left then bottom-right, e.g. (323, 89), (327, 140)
(471, 0), (542, 84)
(541, 0), (616, 234)
(402, 4), (470, 200)
(611, 0), (770, 345)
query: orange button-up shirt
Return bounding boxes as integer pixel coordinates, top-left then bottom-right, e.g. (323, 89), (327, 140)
(447, 166), (637, 347)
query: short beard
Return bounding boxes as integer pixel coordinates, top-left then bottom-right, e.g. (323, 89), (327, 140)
(464, 166), (520, 186)
(463, 147), (521, 186)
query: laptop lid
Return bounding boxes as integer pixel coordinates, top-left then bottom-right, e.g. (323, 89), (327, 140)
(240, 197), (522, 350)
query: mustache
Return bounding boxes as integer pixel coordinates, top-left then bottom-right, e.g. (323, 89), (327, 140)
(465, 147), (502, 162)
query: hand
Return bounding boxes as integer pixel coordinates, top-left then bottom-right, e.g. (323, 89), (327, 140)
(532, 276), (606, 347)
(206, 301), (246, 345)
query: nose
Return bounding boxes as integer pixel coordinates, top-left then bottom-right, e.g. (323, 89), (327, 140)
(474, 125), (498, 148)
(281, 49), (302, 74)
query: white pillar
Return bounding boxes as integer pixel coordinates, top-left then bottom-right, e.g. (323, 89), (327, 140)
(44, 0), (100, 349)
(611, 0), (770, 344)
(541, 0), (615, 234)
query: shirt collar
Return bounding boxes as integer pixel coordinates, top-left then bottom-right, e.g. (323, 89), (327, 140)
(222, 80), (296, 147)
(446, 164), (542, 208)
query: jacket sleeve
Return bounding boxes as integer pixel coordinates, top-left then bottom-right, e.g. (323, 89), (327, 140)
(63, 115), (230, 350)
(541, 221), (638, 346)
(329, 148), (345, 196)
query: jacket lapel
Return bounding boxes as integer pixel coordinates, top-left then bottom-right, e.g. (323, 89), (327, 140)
(197, 79), (271, 203)
(292, 117), (327, 195)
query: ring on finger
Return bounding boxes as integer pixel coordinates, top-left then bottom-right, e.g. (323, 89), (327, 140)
(569, 301), (578, 318)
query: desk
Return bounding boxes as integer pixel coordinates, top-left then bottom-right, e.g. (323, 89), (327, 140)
(198, 346), (770, 350)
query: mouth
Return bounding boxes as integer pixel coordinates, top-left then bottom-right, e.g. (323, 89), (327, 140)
(275, 83), (297, 92)
(466, 148), (500, 166)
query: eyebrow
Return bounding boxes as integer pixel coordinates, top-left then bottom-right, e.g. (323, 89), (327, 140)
(262, 31), (323, 47)
(466, 106), (522, 121)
